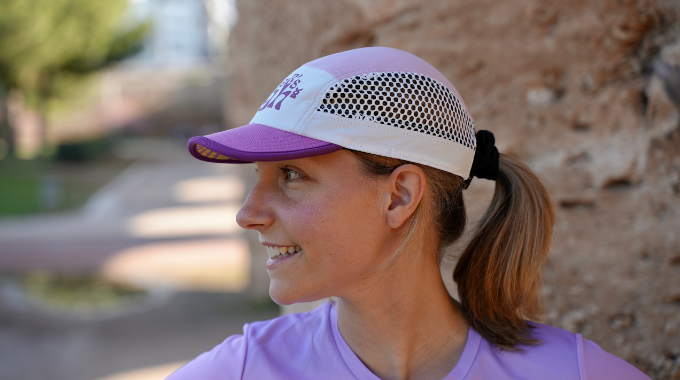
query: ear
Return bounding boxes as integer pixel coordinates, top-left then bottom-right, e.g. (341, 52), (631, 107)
(380, 164), (427, 229)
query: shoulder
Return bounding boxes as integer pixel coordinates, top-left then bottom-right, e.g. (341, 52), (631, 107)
(165, 302), (335, 380)
(575, 332), (650, 380)
(470, 323), (581, 379)
(164, 326), (249, 380)
(468, 322), (650, 380)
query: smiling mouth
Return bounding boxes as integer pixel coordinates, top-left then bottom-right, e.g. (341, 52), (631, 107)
(266, 246), (302, 259)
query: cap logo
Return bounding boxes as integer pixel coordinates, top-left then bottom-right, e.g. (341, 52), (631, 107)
(259, 73), (304, 111)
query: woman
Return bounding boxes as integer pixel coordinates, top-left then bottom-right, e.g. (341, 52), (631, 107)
(168, 47), (649, 380)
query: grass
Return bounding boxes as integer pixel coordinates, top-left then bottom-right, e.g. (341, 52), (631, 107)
(0, 154), (133, 217)
(0, 158), (45, 216)
(0, 176), (41, 215)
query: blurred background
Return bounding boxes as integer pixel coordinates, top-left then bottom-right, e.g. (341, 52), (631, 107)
(0, 0), (679, 379)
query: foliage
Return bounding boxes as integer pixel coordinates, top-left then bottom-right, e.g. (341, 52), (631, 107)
(21, 271), (147, 314)
(55, 137), (113, 161)
(0, 0), (149, 101)
(0, 0), (149, 157)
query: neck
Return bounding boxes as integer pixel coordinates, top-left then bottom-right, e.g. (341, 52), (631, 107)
(336, 247), (469, 380)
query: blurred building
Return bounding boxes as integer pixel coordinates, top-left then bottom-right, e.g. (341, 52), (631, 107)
(128, 0), (226, 67)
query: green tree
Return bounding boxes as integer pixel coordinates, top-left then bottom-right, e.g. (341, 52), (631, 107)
(0, 0), (149, 157)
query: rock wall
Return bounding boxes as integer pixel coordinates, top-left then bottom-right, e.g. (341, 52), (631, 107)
(226, 1), (680, 378)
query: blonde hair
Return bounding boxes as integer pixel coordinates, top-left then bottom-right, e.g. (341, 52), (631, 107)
(349, 150), (555, 350)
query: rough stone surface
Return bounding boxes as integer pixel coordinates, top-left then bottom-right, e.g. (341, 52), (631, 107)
(226, 1), (680, 378)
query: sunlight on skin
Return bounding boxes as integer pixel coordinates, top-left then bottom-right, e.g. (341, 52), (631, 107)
(100, 238), (251, 292)
(95, 361), (187, 380)
(237, 150), (410, 305)
(238, 151), (469, 380)
(172, 175), (246, 204)
(128, 204), (241, 238)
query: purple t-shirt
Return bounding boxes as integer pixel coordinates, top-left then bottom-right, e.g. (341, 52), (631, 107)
(166, 302), (649, 380)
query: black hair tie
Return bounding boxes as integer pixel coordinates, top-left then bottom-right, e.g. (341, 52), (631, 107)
(462, 130), (499, 189)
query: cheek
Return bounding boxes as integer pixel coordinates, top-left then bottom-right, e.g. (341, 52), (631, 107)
(283, 186), (382, 269)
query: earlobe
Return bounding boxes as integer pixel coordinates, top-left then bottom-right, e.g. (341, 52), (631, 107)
(384, 165), (426, 229)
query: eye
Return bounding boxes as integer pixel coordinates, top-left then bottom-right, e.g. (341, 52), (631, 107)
(283, 168), (304, 181)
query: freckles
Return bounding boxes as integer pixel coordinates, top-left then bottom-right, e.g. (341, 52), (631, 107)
(280, 201), (327, 240)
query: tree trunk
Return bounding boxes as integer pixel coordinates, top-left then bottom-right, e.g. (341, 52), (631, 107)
(35, 94), (49, 157)
(0, 89), (16, 158)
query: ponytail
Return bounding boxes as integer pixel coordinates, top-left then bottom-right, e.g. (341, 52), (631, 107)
(453, 154), (555, 350)
(348, 149), (555, 350)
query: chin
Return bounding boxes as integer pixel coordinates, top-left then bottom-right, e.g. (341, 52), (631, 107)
(268, 279), (327, 306)
(268, 279), (301, 305)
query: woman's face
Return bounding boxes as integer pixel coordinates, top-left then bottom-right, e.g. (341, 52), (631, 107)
(236, 150), (397, 304)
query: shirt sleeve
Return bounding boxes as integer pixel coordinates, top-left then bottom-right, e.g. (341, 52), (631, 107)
(576, 334), (650, 380)
(165, 324), (250, 380)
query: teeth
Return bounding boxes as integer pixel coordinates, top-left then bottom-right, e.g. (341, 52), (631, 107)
(264, 245), (302, 259)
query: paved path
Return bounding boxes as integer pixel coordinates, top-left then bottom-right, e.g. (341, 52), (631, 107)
(1, 149), (250, 273)
(0, 141), (274, 380)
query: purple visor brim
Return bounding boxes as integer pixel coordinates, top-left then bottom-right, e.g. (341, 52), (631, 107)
(187, 123), (343, 164)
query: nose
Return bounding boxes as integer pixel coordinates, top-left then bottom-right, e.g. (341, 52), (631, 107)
(236, 182), (274, 231)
